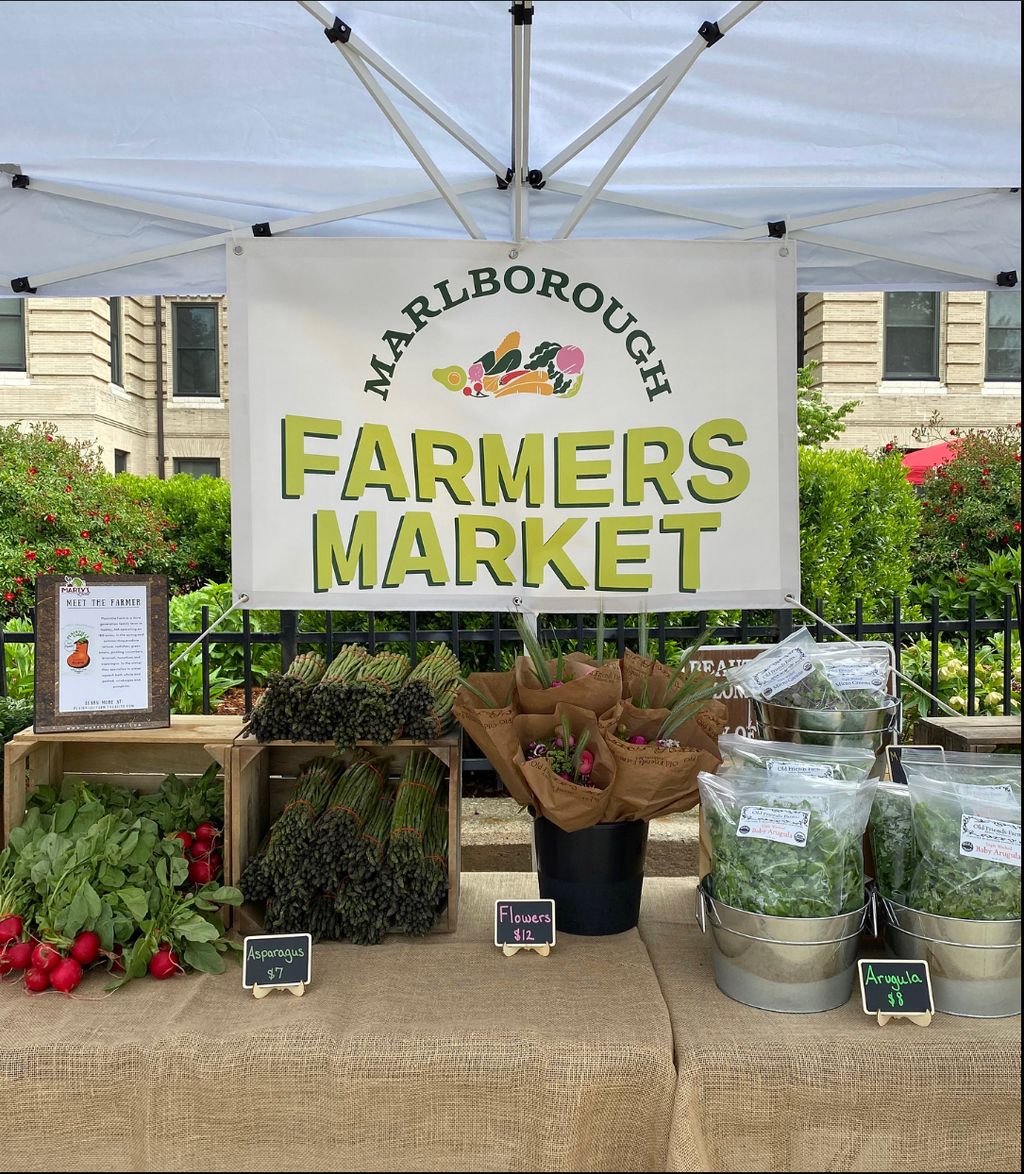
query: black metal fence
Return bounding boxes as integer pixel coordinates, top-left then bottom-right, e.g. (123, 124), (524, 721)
(2, 594), (1020, 719)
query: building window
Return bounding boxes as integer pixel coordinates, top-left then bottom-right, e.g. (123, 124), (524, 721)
(109, 297), (123, 385)
(883, 292), (940, 380)
(173, 303), (219, 397)
(986, 291), (1021, 381)
(0, 298), (26, 371)
(114, 449), (129, 474)
(173, 457), (221, 479)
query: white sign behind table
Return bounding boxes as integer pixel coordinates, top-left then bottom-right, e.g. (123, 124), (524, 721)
(228, 239), (797, 612)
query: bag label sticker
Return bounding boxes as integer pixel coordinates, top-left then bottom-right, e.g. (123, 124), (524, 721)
(750, 648), (813, 699)
(765, 757), (838, 780)
(953, 782), (1016, 803)
(824, 661), (887, 690)
(737, 805), (810, 847)
(960, 815), (1021, 868)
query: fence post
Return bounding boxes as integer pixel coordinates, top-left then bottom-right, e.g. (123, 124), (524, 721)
(280, 610), (299, 672)
(1004, 593), (1014, 716)
(929, 596), (941, 717)
(777, 608), (793, 640)
(967, 594), (977, 717)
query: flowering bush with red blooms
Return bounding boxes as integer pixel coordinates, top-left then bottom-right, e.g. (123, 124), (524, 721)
(913, 423), (1022, 578)
(0, 422), (181, 619)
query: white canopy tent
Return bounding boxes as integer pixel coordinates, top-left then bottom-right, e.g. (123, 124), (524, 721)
(0, 0), (1019, 297)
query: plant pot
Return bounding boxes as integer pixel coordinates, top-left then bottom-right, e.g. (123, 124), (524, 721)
(534, 816), (649, 935)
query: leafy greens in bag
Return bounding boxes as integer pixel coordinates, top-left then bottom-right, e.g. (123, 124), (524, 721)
(717, 734), (875, 781)
(813, 644), (891, 710)
(868, 783), (918, 905)
(725, 628), (846, 710)
(907, 776), (1021, 920)
(698, 769), (876, 917)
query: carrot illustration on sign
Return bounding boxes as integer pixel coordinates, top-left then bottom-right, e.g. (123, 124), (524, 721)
(432, 331), (584, 399)
(65, 629), (92, 670)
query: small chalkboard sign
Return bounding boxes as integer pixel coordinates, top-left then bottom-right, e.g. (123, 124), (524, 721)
(494, 899), (556, 957)
(243, 933), (312, 997)
(886, 745), (946, 786)
(859, 958), (934, 1026)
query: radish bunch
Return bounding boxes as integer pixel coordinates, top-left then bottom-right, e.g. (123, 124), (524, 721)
(175, 821), (223, 887)
(0, 927), (102, 996)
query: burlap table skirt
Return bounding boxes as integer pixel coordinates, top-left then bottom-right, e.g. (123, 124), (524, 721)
(0, 873), (674, 1173)
(640, 877), (1022, 1173)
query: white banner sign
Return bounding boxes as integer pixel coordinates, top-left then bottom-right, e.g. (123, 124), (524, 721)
(228, 240), (798, 611)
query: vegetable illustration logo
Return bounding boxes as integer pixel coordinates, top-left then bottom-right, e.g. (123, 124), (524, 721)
(432, 330), (584, 399)
(64, 628), (92, 671)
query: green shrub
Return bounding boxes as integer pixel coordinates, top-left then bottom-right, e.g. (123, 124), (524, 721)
(797, 361), (858, 447)
(124, 473), (232, 593)
(0, 422), (179, 619)
(905, 549), (1020, 619)
(798, 448), (920, 621)
(912, 423), (1021, 579)
(900, 633), (1020, 733)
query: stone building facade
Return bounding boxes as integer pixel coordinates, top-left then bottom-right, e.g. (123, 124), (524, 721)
(803, 291), (1021, 451)
(1, 291), (1020, 472)
(0, 295), (230, 476)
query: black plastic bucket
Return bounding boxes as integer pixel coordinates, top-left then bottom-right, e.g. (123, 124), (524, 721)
(534, 817), (650, 935)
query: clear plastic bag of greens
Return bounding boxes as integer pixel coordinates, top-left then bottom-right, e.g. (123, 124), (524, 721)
(725, 628), (846, 710)
(697, 768), (877, 918)
(717, 734), (875, 781)
(901, 749), (1022, 790)
(907, 777), (1021, 920)
(868, 783), (918, 904)
(812, 643), (892, 710)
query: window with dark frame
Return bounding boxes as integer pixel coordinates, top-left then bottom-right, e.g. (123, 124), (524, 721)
(986, 291), (1021, 382)
(173, 303), (219, 397)
(109, 296), (123, 385)
(0, 298), (27, 371)
(114, 449), (129, 474)
(883, 292), (940, 380)
(173, 457), (221, 479)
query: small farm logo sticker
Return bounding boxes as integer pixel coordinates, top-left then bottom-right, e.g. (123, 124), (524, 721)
(432, 331), (585, 399)
(60, 575), (89, 595)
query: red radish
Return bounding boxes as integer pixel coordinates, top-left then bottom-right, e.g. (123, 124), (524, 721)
(208, 852), (222, 871)
(148, 946), (179, 980)
(0, 949), (14, 976)
(5, 940), (34, 971)
(194, 822), (218, 843)
(70, 931), (101, 967)
(24, 966), (51, 993)
(188, 859), (214, 885)
(188, 841), (210, 860)
(108, 945), (125, 975)
(173, 830), (194, 850)
(49, 957), (83, 995)
(0, 914), (24, 944)
(31, 942), (62, 972)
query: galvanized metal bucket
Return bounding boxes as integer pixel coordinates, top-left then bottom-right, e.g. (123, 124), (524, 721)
(880, 895), (1021, 1018)
(752, 697), (900, 776)
(696, 880), (868, 1013)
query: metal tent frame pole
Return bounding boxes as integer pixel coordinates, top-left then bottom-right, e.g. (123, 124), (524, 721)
(3, 2), (1018, 293)
(554, 0), (763, 239)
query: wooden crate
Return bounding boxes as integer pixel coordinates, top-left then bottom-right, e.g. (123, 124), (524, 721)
(2, 716), (244, 844)
(229, 732), (462, 937)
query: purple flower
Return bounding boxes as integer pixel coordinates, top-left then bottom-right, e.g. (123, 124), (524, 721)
(629, 735), (648, 746)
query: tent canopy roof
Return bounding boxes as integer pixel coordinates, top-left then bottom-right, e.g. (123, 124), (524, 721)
(1, 0), (1020, 296)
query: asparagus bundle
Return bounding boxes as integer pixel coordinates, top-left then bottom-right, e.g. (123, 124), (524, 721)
(248, 651), (327, 742)
(399, 646), (462, 740)
(390, 793), (450, 936)
(300, 644), (368, 741)
(307, 891), (343, 942)
(335, 785), (398, 944)
(307, 755), (388, 890)
(346, 782), (397, 883)
(264, 878), (313, 934)
(239, 831), (274, 903)
(262, 755), (346, 888)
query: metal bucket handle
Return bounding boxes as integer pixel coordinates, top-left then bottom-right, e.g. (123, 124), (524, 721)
(880, 894), (1022, 952)
(696, 883), (868, 946)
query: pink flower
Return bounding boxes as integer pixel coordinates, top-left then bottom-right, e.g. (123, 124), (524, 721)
(555, 345), (584, 375)
(629, 735), (648, 745)
(578, 750), (595, 774)
(468, 362), (484, 382)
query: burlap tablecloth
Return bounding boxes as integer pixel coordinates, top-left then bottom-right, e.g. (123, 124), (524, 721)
(640, 877), (1022, 1173)
(0, 873), (675, 1173)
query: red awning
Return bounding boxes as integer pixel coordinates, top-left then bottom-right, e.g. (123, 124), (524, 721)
(901, 441), (960, 485)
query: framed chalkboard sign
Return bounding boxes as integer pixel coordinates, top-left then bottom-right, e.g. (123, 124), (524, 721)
(859, 958), (934, 1024)
(243, 933), (313, 991)
(33, 573), (170, 733)
(494, 899), (556, 955)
